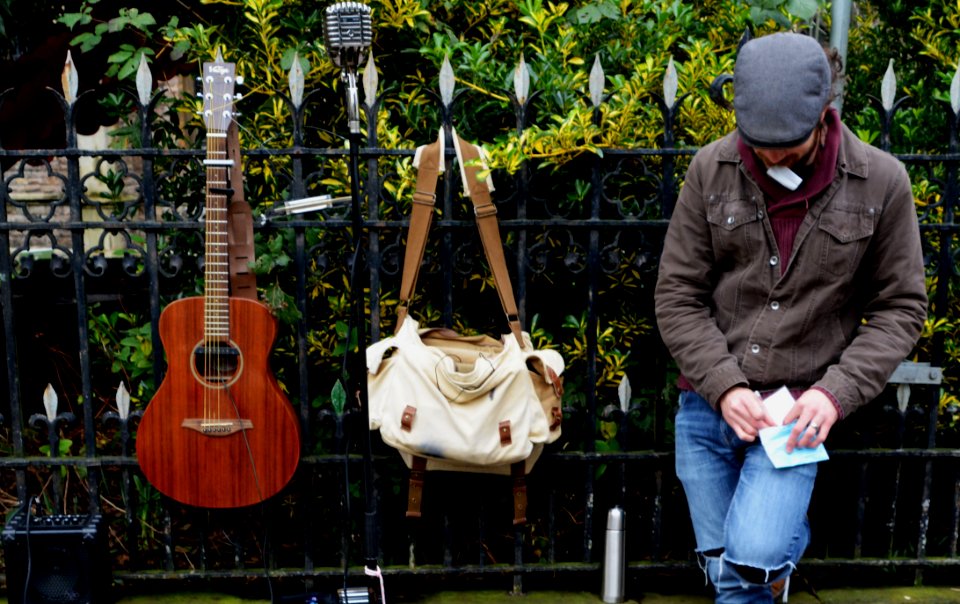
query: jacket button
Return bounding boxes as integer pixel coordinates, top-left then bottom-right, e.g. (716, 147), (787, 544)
(750, 344), (761, 354)
(770, 301), (780, 310)
(757, 210), (764, 219)
(769, 256), (779, 266)
(727, 216), (735, 224)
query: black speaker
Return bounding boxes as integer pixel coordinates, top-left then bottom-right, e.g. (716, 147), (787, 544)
(2, 512), (111, 604)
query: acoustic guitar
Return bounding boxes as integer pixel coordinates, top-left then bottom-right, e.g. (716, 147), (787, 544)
(137, 54), (300, 508)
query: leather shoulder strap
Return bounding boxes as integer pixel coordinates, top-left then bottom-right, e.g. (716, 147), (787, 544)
(225, 120), (257, 300)
(454, 135), (523, 346)
(395, 140), (442, 330)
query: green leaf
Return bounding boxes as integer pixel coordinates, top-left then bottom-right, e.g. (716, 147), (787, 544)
(331, 379), (347, 416)
(785, 0), (819, 20)
(129, 11), (157, 31)
(171, 39), (191, 61)
(71, 32), (102, 52)
(59, 12), (90, 29)
(598, 1), (620, 20)
(107, 49), (133, 64)
(117, 59), (139, 80)
(574, 5), (601, 24)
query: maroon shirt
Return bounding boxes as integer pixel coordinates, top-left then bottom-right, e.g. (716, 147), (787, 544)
(737, 107), (842, 274)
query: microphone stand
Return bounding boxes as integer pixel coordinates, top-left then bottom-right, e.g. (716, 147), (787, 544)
(341, 61), (382, 601)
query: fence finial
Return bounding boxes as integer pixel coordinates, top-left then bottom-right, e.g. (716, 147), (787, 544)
(881, 59), (896, 112)
(951, 62), (960, 116)
(440, 54), (455, 108)
(289, 51), (305, 108)
(116, 382), (130, 421)
(664, 56), (678, 110)
(590, 54), (605, 108)
(136, 53), (153, 107)
(43, 383), (59, 422)
(618, 375), (632, 414)
(514, 54), (530, 106)
(62, 51), (78, 105)
(363, 48), (379, 109)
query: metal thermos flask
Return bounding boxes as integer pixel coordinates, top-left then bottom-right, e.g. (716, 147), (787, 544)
(601, 506), (626, 603)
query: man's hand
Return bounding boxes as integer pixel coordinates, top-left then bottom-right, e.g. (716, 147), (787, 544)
(782, 389), (839, 452)
(719, 386), (776, 442)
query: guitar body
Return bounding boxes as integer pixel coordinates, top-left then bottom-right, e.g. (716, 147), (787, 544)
(138, 296), (300, 508)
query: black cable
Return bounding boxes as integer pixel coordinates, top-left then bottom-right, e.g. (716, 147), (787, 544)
(338, 240), (362, 596)
(342, 420), (353, 596)
(21, 497), (34, 604)
(224, 384), (275, 604)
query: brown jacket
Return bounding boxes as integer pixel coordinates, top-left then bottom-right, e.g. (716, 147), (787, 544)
(654, 124), (927, 418)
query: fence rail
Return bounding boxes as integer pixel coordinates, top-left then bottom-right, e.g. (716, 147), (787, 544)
(0, 54), (957, 599)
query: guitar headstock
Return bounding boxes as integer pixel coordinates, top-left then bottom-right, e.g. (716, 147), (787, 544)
(201, 53), (238, 133)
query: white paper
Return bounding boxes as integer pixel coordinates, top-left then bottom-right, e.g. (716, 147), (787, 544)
(767, 166), (802, 191)
(757, 386), (829, 469)
(761, 385), (795, 425)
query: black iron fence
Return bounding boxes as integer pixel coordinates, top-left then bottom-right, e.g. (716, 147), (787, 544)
(0, 53), (957, 600)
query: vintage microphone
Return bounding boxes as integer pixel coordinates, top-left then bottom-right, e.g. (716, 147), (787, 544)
(322, 4), (383, 604)
(323, 2), (372, 135)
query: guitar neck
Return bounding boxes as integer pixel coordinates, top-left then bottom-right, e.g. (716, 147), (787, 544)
(204, 129), (232, 343)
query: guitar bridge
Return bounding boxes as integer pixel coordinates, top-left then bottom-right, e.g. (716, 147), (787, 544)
(181, 418), (253, 436)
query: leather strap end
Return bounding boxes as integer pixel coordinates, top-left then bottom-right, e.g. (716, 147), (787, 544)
(546, 367), (564, 396)
(406, 456), (427, 519)
(401, 405), (417, 432)
(511, 462), (527, 525)
(507, 319), (524, 349)
(499, 420), (512, 446)
(550, 407), (563, 432)
(395, 304), (409, 333)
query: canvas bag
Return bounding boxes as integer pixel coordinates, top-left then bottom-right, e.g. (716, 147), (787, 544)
(366, 131), (564, 524)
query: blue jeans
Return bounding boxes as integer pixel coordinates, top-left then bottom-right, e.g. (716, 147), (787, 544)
(675, 391), (817, 604)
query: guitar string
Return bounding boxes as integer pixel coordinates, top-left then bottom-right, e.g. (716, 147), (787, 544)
(206, 127), (229, 424)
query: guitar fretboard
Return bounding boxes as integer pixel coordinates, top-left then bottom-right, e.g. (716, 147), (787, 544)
(204, 130), (231, 342)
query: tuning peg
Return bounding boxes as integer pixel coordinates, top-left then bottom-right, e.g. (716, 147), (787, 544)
(234, 93), (242, 100)
(236, 75), (244, 85)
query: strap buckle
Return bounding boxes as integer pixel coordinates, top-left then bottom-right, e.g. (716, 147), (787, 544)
(473, 202), (497, 218)
(412, 190), (436, 206)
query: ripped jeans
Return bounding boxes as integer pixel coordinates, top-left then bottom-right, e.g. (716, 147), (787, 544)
(675, 391), (817, 604)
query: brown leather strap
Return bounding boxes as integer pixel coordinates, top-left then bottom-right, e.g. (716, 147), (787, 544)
(397, 135), (524, 345)
(511, 461), (528, 525)
(406, 455), (427, 519)
(396, 141), (442, 330)
(225, 120), (257, 300)
(454, 136), (523, 346)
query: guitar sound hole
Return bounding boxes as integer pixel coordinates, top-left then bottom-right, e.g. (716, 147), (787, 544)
(194, 345), (240, 383)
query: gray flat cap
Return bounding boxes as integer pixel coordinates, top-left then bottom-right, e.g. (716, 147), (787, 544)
(734, 32), (831, 148)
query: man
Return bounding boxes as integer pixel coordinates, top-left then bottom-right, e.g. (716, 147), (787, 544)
(654, 32), (927, 602)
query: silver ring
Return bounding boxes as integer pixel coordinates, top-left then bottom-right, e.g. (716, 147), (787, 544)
(809, 422), (820, 431)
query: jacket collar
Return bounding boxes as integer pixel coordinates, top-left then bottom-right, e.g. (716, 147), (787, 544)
(714, 121), (869, 180)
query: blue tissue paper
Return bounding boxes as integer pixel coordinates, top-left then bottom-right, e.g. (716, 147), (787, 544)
(759, 423), (829, 469)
